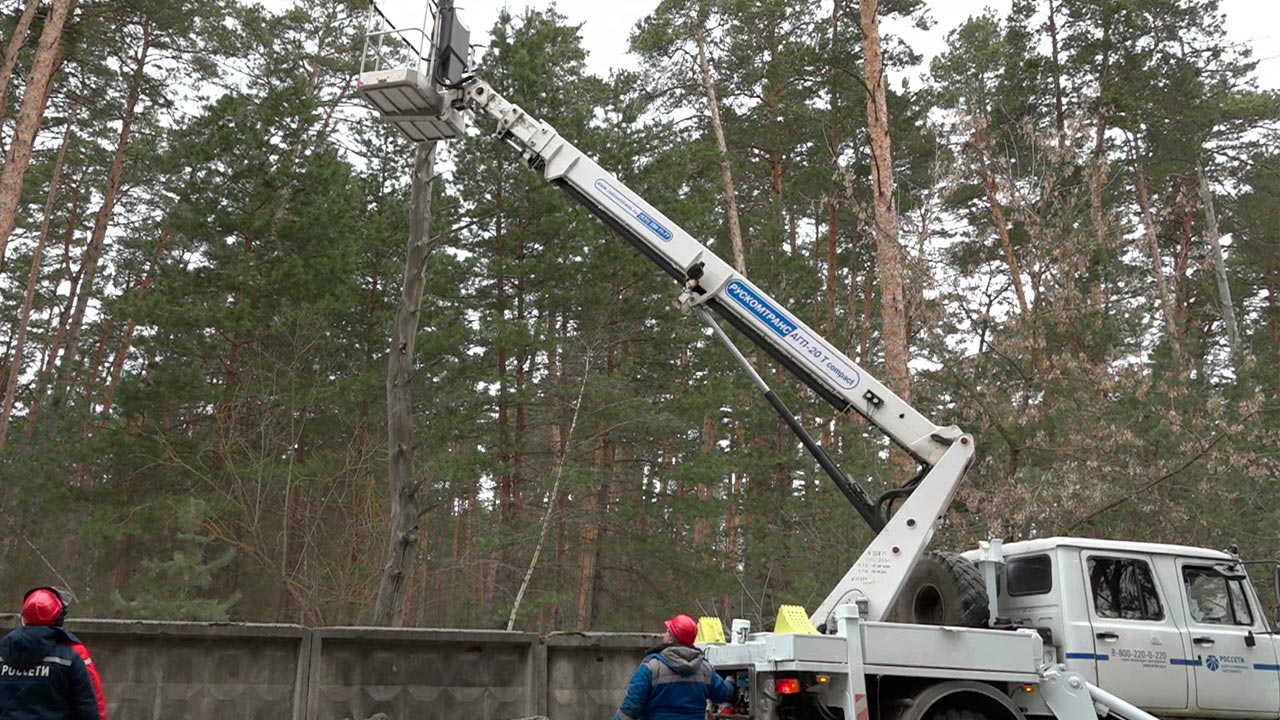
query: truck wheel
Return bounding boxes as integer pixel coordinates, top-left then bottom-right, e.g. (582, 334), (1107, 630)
(928, 709), (988, 720)
(888, 551), (989, 627)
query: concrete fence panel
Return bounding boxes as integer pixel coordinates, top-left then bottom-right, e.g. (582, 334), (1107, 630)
(545, 633), (656, 720)
(0, 616), (660, 720)
(307, 628), (540, 720)
(64, 620), (310, 720)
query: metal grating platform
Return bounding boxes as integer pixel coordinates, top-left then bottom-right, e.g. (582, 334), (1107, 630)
(356, 67), (466, 143)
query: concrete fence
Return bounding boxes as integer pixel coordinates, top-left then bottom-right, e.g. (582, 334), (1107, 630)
(0, 616), (656, 720)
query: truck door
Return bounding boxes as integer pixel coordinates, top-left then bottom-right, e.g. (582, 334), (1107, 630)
(1082, 552), (1189, 711)
(1178, 561), (1280, 716)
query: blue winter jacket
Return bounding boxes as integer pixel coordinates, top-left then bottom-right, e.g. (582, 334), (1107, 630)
(0, 625), (102, 720)
(613, 644), (733, 720)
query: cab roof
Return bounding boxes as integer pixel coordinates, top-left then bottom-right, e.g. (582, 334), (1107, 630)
(962, 536), (1235, 562)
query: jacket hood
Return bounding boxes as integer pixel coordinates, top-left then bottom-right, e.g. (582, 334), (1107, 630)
(655, 644), (705, 675)
(1, 625), (60, 670)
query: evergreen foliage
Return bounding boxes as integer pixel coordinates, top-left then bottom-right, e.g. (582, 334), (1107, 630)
(0, 0), (1275, 629)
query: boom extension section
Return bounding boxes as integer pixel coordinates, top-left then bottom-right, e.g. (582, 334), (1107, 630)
(459, 78), (961, 459)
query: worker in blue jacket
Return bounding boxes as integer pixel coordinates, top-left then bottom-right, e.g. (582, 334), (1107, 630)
(613, 614), (733, 720)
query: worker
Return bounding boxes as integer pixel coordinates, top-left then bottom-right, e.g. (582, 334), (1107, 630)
(612, 613), (733, 720)
(0, 587), (107, 720)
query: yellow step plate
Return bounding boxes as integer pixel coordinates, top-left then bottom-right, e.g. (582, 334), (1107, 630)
(774, 604), (818, 635)
(696, 616), (726, 644)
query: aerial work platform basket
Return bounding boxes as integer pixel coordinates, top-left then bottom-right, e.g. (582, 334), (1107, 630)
(355, 1), (469, 142)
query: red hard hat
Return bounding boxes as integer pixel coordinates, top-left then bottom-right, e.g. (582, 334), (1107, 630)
(664, 613), (698, 646)
(21, 587), (67, 627)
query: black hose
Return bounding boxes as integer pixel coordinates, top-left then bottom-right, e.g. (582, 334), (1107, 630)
(369, 1), (423, 59)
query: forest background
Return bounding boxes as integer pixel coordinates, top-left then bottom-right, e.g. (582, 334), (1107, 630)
(0, 0), (1277, 631)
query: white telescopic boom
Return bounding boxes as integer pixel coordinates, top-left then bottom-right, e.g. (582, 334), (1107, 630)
(448, 78), (975, 623)
(457, 79), (963, 467)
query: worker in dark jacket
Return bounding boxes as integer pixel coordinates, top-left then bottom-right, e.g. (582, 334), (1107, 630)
(0, 587), (106, 720)
(613, 613), (733, 720)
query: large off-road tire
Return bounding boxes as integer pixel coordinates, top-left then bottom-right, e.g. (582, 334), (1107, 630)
(927, 708), (989, 720)
(888, 551), (990, 627)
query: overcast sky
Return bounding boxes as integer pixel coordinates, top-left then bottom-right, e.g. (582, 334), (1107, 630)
(362, 0), (1279, 90)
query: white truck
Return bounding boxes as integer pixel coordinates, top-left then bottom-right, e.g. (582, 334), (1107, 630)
(965, 538), (1280, 718)
(352, 6), (1280, 720)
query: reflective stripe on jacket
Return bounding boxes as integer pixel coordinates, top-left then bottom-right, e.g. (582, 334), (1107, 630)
(0, 625), (104, 720)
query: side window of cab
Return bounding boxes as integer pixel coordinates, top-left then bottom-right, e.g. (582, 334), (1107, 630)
(1088, 556), (1164, 620)
(1183, 565), (1253, 626)
(1006, 554), (1053, 597)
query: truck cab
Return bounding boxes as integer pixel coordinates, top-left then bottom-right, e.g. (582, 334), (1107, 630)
(964, 538), (1280, 718)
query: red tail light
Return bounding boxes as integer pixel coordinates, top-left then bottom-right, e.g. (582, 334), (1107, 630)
(775, 677), (801, 694)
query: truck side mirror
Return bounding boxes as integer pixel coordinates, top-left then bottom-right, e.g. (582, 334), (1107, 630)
(1274, 565), (1280, 626)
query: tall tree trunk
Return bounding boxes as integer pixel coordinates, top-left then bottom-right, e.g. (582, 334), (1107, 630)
(0, 108), (74, 448)
(83, 317), (116, 406)
(858, 0), (912, 484)
(1083, 13), (1112, 310)
(858, 259), (873, 366)
(546, 311), (567, 629)
(575, 435), (606, 630)
(494, 189), (514, 554)
(823, 73), (843, 334)
(825, 197), (840, 334)
(0, 0), (41, 137)
(1134, 165), (1185, 369)
(592, 445), (620, 626)
(511, 227), (529, 592)
(22, 188), (80, 435)
(373, 140), (439, 626)
(99, 225), (171, 417)
(694, 20), (746, 273)
(823, 1), (843, 335)
(1047, 0), (1066, 153)
(54, 18), (149, 396)
(0, 0), (75, 268)
(507, 354), (590, 631)
(974, 126), (1030, 316)
(1175, 206), (1194, 343)
(694, 413), (716, 564)
(1196, 161), (1239, 363)
(720, 469), (741, 618)
(1268, 271), (1279, 350)
(264, 19), (347, 242)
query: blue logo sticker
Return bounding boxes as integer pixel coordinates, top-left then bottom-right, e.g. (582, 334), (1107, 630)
(637, 212), (673, 240)
(594, 179), (673, 242)
(1206, 655), (1220, 672)
(725, 281), (798, 337)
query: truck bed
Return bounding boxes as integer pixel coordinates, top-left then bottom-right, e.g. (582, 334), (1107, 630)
(705, 622), (1044, 683)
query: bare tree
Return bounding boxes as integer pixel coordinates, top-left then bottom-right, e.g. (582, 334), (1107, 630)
(694, 18), (746, 274)
(1197, 161), (1239, 364)
(507, 356), (591, 630)
(973, 121), (1030, 317)
(857, 0), (912, 484)
(1134, 164), (1186, 369)
(373, 140), (440, 625)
